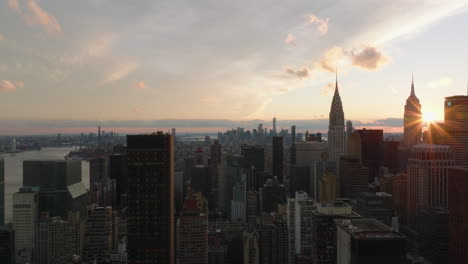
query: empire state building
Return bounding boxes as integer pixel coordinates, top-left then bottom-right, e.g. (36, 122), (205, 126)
(403, 77), (422, 148)
(328, 76), (346, 163)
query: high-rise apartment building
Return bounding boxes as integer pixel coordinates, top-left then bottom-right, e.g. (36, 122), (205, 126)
(177, 190), (209, 264)
(407, 145), (454, 226)
(443, 95), (468, 166)
(127, 133), (175, 264)
(403, 78), (422, 149)
(34, 213), (83, 264)
(417, 208), (449, 264)
(83, 205), (114, 263)
(287, 191), (316, 263)
(319, 170), (337, 204)
(311, 201), (361, 264)
(12, 187), (38, 257)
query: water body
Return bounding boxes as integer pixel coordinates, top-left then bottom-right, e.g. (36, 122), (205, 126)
(1, 147), (90, 223)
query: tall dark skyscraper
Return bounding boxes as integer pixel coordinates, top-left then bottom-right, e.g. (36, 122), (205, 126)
(272, 136), (284, 182)
(444, 94), (468, 166)
(0, 157), (4, 225)
(0, 227), (14, 264)
(127, 133), (175, 264)
(328, 74), (346, 168)
(403, 77), (422, 148)
(356, 128), (383, 182)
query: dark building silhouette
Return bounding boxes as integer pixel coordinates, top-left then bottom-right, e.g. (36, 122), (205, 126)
(354, 192), (394, 226)
(417, 208), (449, 264)
(261, 177), (286, 213)
(23, 160), (81, 191)
(127, 133), (175, 264)
(336, 218), (407, 264)
(448, 167), (468, 264)
(272, 136), (284, 182)
(241, 145), (265, 172)
(339, 156), (369, 199)
(311, 202), (361, 264)
(0, 157), (4, 225)
(0, 227), (14, 264)
(382, 141), (399, 173)
(403, 77), (422, 149)
(109, 154), (128, 208)
(443, 95), (468, 166)
(356, 129), (383, 182)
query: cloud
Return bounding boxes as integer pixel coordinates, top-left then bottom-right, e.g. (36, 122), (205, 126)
(426, 77), (453, 89)
(8, 0), (62, 34)
(7, 0), (21, 13)
(0, 80), (24, 91)
(315, 46), (344, 72)
(354, 118), (403, 127)
(315, 45), (389, 72)
(107, 62), (139, 82)
(134, 81), (147, 90)
(321, 82), (335, 95)
(0, 33), (5, 42)
(284, 34), (296, 46)
(283, 66), (310, 79)
(349, 45), (390, 70)
(306, 14), (329, 35)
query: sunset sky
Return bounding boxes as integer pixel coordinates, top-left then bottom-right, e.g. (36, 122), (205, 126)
(1, 0), (468, 134)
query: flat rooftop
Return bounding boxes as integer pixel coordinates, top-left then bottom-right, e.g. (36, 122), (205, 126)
(336, 218), (405, 240)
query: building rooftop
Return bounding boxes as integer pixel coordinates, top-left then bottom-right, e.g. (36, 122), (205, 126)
(336, 218), (405, 240)
(66, 182), (87, 199)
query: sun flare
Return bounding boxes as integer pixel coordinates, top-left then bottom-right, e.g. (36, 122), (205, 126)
(422, 112), (436, 123)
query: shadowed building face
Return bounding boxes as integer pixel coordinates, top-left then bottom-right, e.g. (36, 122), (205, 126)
(127, 133), (175, 264)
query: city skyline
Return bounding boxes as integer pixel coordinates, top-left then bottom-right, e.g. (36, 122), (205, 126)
(1, 0), (468, 135)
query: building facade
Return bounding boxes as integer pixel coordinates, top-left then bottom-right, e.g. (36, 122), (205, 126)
(403, 78), (422, 149)
(127, 133), (175, 264)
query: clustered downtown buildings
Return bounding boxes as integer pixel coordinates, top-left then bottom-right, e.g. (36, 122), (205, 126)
(0, 77), (467, 264)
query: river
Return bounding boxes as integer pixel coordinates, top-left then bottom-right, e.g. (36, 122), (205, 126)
(1, 147), (90, 223)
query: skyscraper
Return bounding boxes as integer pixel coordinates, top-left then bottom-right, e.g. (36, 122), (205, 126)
(356, 128), (383, 181)
(12, 187), (38, 262)
(272, 136), (284, 182)
(339, 156), (369, 199)
(0, 227), (15, 264)
(407, 144), (454, 226)
(177, 189), (208, 264)
(83, 205), (114, 263)
(273, 117), (277, 135)
(0, 157), (4, 225)
(328, 74), (346, 171)
(448, 167), (468, 264)
(444, 94), (468, 166)
(403, 77), (422, 148)
(127, 133), (175, 264)
(34, 213), (83, 264)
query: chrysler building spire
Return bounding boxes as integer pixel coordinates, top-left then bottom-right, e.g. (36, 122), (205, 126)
(328, 72), (346, 163)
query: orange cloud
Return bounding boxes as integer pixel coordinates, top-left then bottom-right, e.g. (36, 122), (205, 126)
(349, 45), (389, 70)
(135, 81), (147, 90)
(7, 0), (21, 13)
(284, 34), (296, 46)
(320, 82), (335, 95)
(0, 33), (5, 42)
(200, 96), (220, 105)
(8, 0), (62, 34)
(0, 80), (24, 91)
(306, 14), (329, 35)
(284, 66), (310, 78)
(315, 46), (344, 72)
